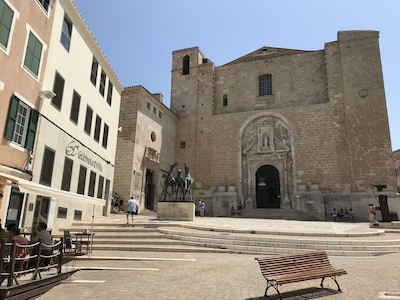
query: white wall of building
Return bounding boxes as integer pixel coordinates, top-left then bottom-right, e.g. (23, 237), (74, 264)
(24, 0), (122, 233)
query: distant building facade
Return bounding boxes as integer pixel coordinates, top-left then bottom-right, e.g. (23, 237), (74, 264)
(117, 30), (398, 221)
(114, 86), (177, 212)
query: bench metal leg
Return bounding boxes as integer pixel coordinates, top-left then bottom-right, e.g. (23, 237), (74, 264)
(320, 276), (342, 292)
(265, 281), (282, 300)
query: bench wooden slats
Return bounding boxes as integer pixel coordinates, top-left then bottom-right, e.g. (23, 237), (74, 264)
(255, 250), (347, 299)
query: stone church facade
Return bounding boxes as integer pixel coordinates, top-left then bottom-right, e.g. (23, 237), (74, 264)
(116, 31), (398, 221)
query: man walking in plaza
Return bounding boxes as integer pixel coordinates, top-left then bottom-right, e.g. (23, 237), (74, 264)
(127, 196), (138, 226)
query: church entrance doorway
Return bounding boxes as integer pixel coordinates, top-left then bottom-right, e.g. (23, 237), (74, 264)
(256, 165), (280, 208)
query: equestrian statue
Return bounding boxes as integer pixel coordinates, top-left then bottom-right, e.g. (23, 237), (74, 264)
(182, 163), (194, 201)
(162, 162), (177, 201)
(174, 168), (185, 201)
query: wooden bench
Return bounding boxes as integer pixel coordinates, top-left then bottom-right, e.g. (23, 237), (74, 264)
(255, 250), (347, 299)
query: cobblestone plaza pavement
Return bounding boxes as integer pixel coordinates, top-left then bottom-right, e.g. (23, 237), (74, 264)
(36, 214), (400, 300)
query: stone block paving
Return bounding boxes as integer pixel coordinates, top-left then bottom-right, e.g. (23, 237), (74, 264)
(36, 251), (400, 300)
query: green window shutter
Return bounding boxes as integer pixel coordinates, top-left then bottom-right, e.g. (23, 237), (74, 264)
(4, 95), (18, 141)
(0, 0), (14, 48)
(24, 32), (42, 76)
(25, 109), (38, 150)
(24, 33), (34, 69)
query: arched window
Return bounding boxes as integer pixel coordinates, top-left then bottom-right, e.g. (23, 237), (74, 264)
(223, 94), (228, 106)
(182, 55), (190, 75)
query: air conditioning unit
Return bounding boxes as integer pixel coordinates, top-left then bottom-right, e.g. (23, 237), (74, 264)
(39, 90), (56, 100)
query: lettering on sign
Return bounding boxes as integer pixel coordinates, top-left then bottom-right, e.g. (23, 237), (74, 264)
(65, 141), (103, 172)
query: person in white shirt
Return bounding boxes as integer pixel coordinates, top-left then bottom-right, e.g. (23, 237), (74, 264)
(126, 196), (138, 227)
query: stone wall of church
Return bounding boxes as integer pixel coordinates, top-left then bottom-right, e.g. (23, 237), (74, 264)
(213, 51), (329, 115)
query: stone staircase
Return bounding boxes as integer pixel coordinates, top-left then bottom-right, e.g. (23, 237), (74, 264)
(64, 220), (400, 257)
(240, 208), (320, 221)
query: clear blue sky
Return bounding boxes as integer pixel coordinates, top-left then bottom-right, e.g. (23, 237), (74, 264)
(73, 0), (400, 150)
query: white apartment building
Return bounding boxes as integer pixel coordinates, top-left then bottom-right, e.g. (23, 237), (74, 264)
(24, 0), (122, 233)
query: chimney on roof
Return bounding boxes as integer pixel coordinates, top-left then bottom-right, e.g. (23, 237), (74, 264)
(153, 93), (163, 103)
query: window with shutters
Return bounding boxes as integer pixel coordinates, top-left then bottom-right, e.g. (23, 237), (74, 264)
(106, 80), (113, 105)
(74, 210), (82, 221)
(40, 147), (55, 186)
(94, 115), (101, 142)
(36, 0), (50, 12)
(61, 14), (72, 51)
(99, 70), (106, 96)
(0, 0), (15, 52)
(57, 207), (67, 219)
(90, 56), (98, 86)
(70, 90), (81, 124)
(5, 95), (38, 150)
(104, 179), (110, 201)
(84, 105), (93, 135)
(97, 176), (104, 199)
(52, 71), (65, 110)
(102, 123), (109, 149)
(88, 171), (96, 197)
(77, 165), (87, 195)
(23, 31), (43, 77)
(61, 157), (73, 191)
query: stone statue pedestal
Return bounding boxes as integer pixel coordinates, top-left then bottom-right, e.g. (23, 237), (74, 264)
(157, 201), (195, 221)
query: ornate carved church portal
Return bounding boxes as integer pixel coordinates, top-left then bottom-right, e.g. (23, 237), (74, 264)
(239, 112), (294, 210)
(256, 165), (280, 208)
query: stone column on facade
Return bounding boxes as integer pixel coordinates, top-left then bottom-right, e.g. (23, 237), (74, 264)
(246, 162), (253, 209)
(281, 155), (289, 209)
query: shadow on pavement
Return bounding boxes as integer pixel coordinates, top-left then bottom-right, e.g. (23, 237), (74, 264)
(246, 287), (340, 299)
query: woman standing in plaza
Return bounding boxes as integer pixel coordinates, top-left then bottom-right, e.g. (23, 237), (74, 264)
(199, 199), (205, 217)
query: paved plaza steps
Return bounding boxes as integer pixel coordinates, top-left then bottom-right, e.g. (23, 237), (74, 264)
(374, 221), (400, 230)
(65, 221), (400, 257)
(240, 208), (320, 221)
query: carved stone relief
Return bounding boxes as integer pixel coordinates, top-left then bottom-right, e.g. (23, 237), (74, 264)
(239, 114), (294, 209)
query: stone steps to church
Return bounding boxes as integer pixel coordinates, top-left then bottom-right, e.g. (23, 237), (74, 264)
(72, 226), (400, 257)
(61, 213), (400, 257)
(240, 208), (320, 221)
(88, 242), (395, 257)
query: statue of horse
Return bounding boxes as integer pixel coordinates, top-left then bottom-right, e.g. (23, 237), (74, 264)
(182, 163), (194, 201)
(162, 162), (177, 201)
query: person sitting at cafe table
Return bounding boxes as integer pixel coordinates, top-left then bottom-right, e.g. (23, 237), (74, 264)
(31, 222), (52, 256)
(8, 227), (29, 258)
(2, 227), (29, 279)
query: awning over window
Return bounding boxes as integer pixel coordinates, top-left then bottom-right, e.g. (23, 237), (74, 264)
(0, 171), (105, 206)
